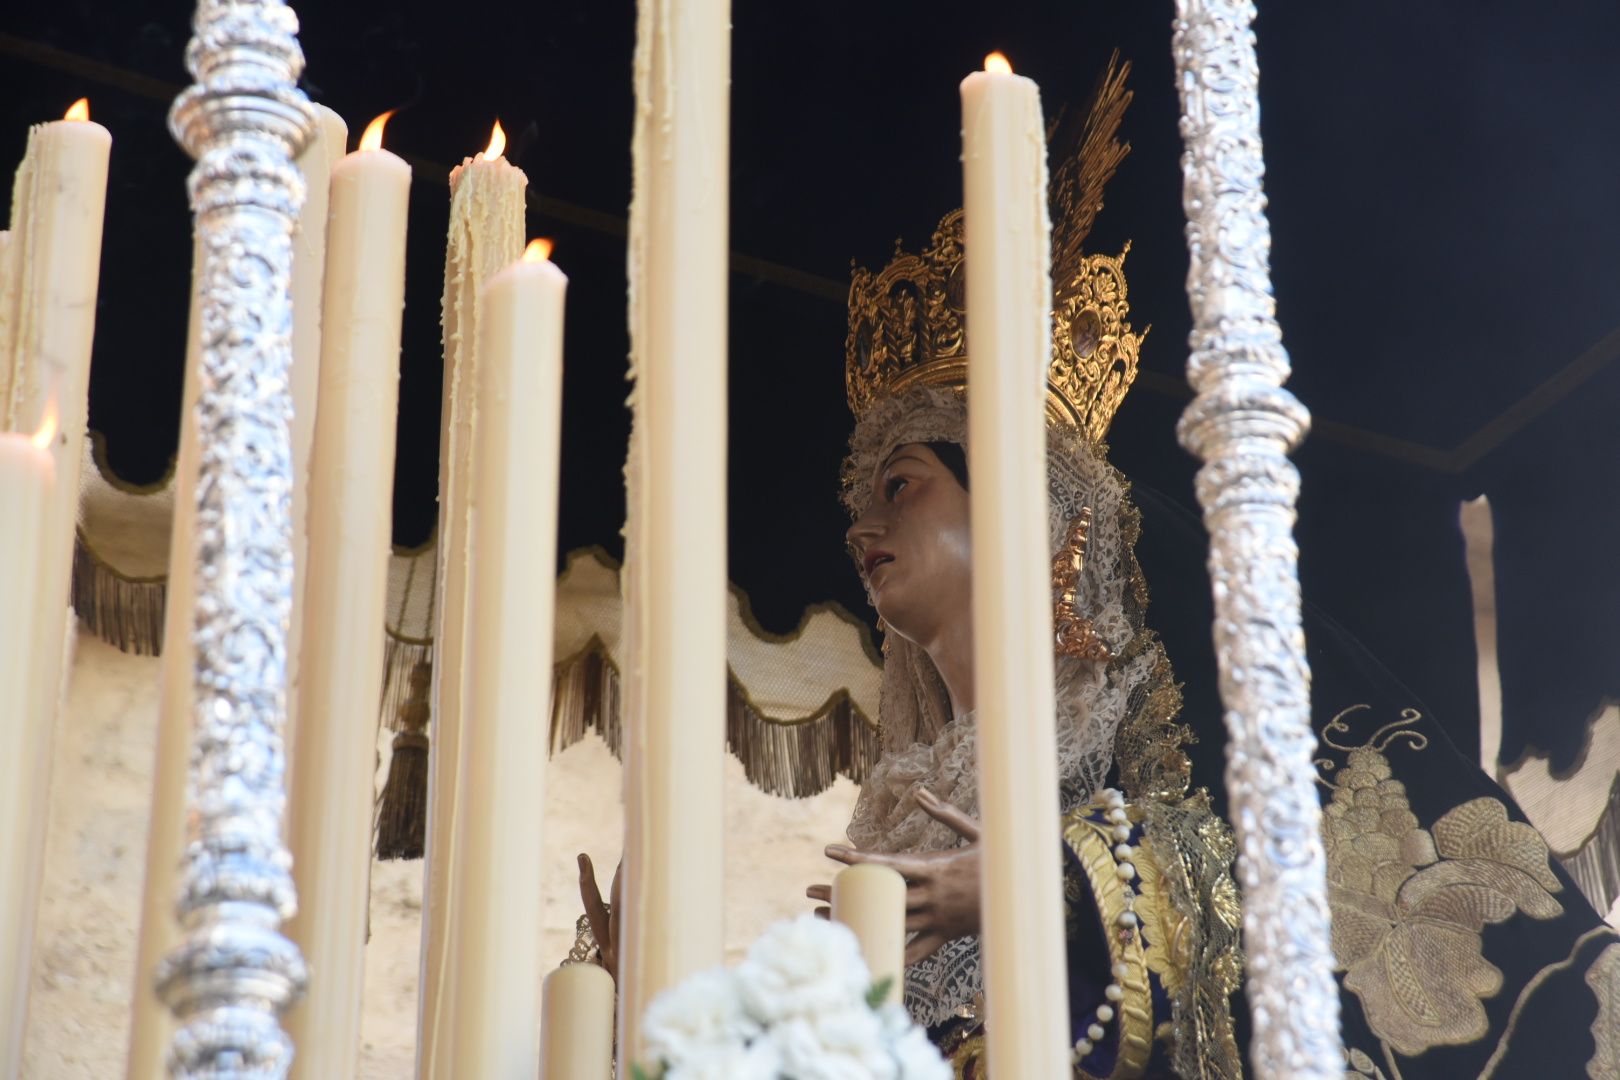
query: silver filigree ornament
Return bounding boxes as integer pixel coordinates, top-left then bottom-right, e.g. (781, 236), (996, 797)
(1169, 2), (1344, 1078)
(155, 2), (315, 1076)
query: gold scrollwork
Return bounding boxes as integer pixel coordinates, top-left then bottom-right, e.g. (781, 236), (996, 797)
(845, 207), (1143, 443)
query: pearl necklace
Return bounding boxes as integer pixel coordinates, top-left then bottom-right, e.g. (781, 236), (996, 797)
(1072, 786), (1139, 1065)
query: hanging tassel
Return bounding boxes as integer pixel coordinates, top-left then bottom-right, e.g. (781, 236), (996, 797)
(71, 532), (167, 656)
(375, 660), (432, 860)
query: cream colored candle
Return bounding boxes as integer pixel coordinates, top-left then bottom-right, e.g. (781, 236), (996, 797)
(961, 53), (1072, 1076)
(0, 425), (53, 1078)
(620, 0), (731, 1062)
(419, 121), (527, 1079)
(540, 963), (615, 1080)
(125, 109), (346, 1080)
(0, 99), (105, 1080)
(832, 863), (906, 1005)
(124, 235), (202, 1080)
(283, 112), (410, 1079)
(442, 239), (567, 1076)
(0, 100), (108, 1008)
(284, 103), (350, 762)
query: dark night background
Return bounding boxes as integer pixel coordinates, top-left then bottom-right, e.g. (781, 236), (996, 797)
(3, 2), (1618, 777)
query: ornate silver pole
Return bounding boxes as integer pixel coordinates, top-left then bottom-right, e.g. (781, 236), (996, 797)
(1170, 3), (1343, 1077)
(154, 2), (314, 1074)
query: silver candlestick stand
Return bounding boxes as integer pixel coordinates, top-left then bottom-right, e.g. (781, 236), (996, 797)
(155, 1), (314, 1075)
(1170, 2), (1345, 1077)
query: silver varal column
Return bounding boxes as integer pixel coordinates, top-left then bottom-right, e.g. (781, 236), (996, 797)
(1170, 2), (1344, 1077)
(156, 1), (314, 1074)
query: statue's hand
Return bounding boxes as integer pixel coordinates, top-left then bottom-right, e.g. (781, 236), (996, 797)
(577, 852), (622, 983)
(806, 789), (981, 966)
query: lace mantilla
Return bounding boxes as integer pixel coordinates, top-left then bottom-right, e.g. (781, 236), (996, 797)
(842, 387), (1175, 1028)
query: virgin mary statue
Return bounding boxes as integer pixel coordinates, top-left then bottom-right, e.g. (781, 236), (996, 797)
(810, 58), (1620, 1080)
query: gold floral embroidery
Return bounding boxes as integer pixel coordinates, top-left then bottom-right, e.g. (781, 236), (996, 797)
(1341, 1046), (1388, 1080)
(1319, 706), (1565, 1057)
(1589, 942), (1620, 1080)
(1063, 808), (1155, 1077)
(1133, 837), (1189, 998)
(1137, 794), (1244, 1080)
(947, 1032), (985, 1078)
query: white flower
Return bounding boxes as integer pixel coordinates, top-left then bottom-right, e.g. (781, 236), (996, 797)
(772, 1010), (897, 1080)
(638, 916), (948, 1080)
(665, 1037), (783, 1080)
(886, 1024), (951, 1080)
(643, 968), (761, 1067)
(876, 1001), (913, 1039)
(735, 916), (871, 1024)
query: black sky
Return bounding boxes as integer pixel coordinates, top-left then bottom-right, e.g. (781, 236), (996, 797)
(3, 1), (1618, 768)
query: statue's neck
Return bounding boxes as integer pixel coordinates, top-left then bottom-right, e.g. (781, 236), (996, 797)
(921, 616), (975, 722)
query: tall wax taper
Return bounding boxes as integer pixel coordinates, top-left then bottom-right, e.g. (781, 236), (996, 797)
(620, 0), (732, 1062)
(960, 51), (1074, 1077)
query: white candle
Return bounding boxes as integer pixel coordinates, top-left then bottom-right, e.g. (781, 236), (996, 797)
(0, 99), (108, 1029)
(284, 103), (351, 760)
(0, 99), (106, 1080)
(441, 240), (567, 1075)
(961, 53), (1072, 1075)
(832, 863), (906, 1005)
(0, 426), (53, 1077)
(540, 964), (615, 1080)
(419, 121), (527, 1080)
(620, 0), (731, 1062)
(125, 108), (347, 1080)
(283, 111), (410, 1079)
(125, 234), (202, 1080)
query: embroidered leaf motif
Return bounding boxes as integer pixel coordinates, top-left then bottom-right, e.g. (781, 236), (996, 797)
(1342, 1046), (1388, 1079)
(1321, 746), (1563, 1057)
(1588, 942), (1620, 1080)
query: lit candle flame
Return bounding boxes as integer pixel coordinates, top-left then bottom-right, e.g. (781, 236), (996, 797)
(64, 98), (90, 122)
(359, 110), (395, 152)
(523, 238), (553, 263)
(984, 52), (1013, 75)
(481, 120), (507, 162)
(32, 401), (58, 450)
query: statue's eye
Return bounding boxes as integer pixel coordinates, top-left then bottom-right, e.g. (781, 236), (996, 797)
(884, 476), (909, 501)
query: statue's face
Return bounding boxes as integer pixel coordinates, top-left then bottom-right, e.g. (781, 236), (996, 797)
(846, 442), (972, 644)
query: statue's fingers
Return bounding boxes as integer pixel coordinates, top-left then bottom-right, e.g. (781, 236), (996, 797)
(577, 853), (611, 944)
(916, 789), (981, 841)
(578, 853), (604, 909)
(806, 884), (832, 904)
(814, 906), (831, 920)
(825, 844), (929, 879)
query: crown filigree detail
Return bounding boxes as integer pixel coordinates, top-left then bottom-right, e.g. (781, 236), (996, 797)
(845, 208), (969, 417)
(845, 209), (1145, 443)
(845, 52), (1143, 443)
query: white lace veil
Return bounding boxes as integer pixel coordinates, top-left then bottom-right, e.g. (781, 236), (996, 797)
(840, 385), (1176, 1028)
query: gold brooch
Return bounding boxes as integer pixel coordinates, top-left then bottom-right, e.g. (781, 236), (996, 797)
(1053, 508), (1113, 662)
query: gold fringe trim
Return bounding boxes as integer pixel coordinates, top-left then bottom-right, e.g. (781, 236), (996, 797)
(377, 627), (879, 800)
(550, 638), (624, 758)
(380, 634), (433, 732)
(545, 638), (879, 798)
(372, 632), (878, 860)
(71, 530), (166, 656)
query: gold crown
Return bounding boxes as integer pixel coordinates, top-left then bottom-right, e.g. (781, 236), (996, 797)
(844, 54), (1144, 444)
